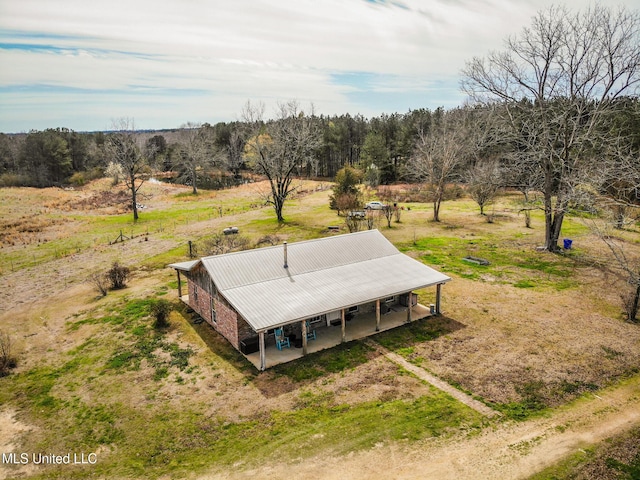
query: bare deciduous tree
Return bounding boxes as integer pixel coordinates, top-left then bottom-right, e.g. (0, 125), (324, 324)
(597, 111), (640, 229)
(466, 159), (501, 216)
(501, 150), (544, 228)
(591, 223), (640, 322)
(365, 210), (377, 230)
(381, 205), (394, 228)
(226, 126), (246, 179)
(242, 100), (322, 222)
(106, 118), (149, 221)
(334, 193), (362, 216)
(462, 5), (640, 251)
(408, 111), (467, 222)
(175, 122), (218, 195)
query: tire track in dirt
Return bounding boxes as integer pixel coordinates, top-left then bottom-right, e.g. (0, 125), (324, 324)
(199, 377), (640, 480)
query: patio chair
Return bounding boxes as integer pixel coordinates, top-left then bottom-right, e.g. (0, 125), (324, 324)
(305, 320), (316, 341)
(274, 328), (290, 350)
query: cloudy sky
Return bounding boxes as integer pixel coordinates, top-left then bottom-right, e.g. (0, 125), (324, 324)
(0, 0), (636, 132)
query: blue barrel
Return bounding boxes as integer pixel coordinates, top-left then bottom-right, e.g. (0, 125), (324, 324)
(563, 239), (573, 249)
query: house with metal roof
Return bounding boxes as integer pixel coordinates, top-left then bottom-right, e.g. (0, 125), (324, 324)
(169, 229), (451, 370)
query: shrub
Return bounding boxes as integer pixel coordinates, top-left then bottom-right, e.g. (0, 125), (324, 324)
(68, 169), (104, 186)
(69, 172), (86, 186)
(85, 167), (105, 182)
(332, 193), (362, 216)
(256, 234), (282, 247)
(202, 233), (250, 256)
(0, 331), (17, 376)
(330, 166), (363, 214)
(345, 215), (364, 233)
(151, 299), (172, 329)
(0, 173), (29, 187)
(107, 261), (130, 289)
(88, 272), (109, 297)
(105, 161), (124, 186)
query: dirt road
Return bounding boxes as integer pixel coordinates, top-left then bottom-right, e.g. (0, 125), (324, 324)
(200, 377), (640, 480)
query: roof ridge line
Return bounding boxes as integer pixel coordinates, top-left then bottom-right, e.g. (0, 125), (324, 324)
(198, 229), (383, 261)
(216, 251), (402, 292)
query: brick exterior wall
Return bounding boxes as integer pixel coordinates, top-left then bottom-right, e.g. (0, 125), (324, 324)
(185, 265), (250, 350)
(188, 280), (213, 324)
(213, 297), (239, 349)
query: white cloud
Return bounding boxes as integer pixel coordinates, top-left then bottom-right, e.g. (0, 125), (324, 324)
(0, 0), (637, 131)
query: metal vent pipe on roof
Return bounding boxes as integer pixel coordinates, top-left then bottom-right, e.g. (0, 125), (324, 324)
(283, 241), (288, 268)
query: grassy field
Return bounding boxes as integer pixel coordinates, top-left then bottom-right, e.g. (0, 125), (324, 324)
(0, 178), (639, 479)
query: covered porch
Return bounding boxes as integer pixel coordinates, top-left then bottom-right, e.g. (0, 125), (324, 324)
(245, 302), (433, 370)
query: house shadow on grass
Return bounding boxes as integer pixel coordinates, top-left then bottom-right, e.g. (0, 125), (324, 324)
(370, 315), (466, 351)
(255, 315), (466, 398)
(179, 302), (466, 398)
(179, 306), (258, 376)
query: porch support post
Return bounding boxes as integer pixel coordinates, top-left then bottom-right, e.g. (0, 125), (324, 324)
(177, 270), (182, 298)
(259, 331), (266, 371)
(376, 299), (381, 331)
(341, 308), (346, 343)
(406, 292), (412, 323)
(436, 284), (442, 315)
(302, 320), (308, 355)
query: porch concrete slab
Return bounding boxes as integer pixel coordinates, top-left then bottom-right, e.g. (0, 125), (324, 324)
(244, 303), (433, 370)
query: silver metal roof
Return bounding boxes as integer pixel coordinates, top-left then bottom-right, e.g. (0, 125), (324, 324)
(193, 230), (450, 332)
(168, 259), (200, 271)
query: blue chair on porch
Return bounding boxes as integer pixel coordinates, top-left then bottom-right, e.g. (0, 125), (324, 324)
(305, 320), (316, 341)
(275, 328), (290, 350)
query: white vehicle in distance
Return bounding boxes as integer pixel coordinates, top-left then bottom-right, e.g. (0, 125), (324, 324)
(364, 201), (387, 210)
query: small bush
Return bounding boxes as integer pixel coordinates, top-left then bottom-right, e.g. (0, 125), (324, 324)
(620, 287), (639, 323)
(0, 331), (17, 376)
(331, 193), (362, 216)
(69, 172), (86, 186)
(105, 162), (124, 186)
(202, 233), (250, 256)
(256, 234), (282, 247)
(68, 168), (103, 186)
(151, 299), (172, 329)
(107, 261), (130, 290)
(345, 215), (364, 233)
(0, 173), (29, 187)
(88, 272), (109, 296)
(85, 167), (105, 182)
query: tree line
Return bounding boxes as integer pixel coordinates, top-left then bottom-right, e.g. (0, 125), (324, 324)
(0, 107), (442, 187)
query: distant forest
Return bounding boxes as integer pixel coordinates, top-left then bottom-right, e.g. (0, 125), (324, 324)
(0, 108), (448, 188)
(1, 100), (638, 189)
